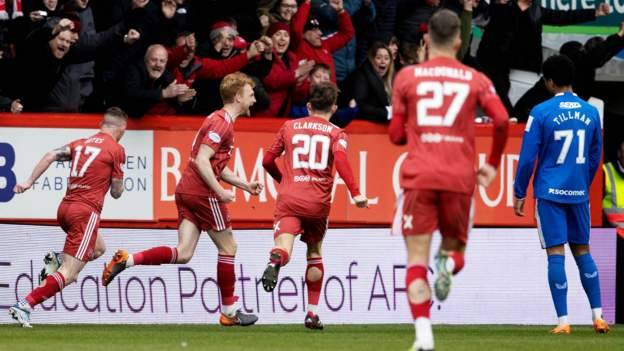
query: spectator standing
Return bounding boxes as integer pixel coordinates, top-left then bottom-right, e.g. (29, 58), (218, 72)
(513, 23), (624, 122)
(256, 21), (315, 116)
(192, 21), (273, 114)
(313, 0), (376, 82)
(290, 0), (354, 82)
(478, 0), (611, 113)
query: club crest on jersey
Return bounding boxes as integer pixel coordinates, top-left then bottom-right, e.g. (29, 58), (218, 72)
(208, 131), (221, 143)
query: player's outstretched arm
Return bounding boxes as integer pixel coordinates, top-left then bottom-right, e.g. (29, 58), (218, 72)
(334, 150), (367, 208)
(14, 145), (71, 194)
(221, 167), (264, 195)
(194, 144), (234, 203)
(110, 178), (124, 199)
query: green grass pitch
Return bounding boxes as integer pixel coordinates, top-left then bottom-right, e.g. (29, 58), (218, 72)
(1, 324), (621, 351)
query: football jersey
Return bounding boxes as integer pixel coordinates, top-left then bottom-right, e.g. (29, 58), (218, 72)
(176, 109), (234, 196)
(64, 132), (125, 213)
(514, 92), (602, 203)
(391, 56), (501, 194)
(268, 116), (348, 218)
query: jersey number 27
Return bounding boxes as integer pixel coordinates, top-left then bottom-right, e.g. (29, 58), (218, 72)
(292, 134), (330, 170)
(416, 81), (469, 127)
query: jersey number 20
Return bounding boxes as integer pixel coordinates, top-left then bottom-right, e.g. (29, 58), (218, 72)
(292, 134), (330, 170)
(416, 81), (469, 127)
(71, 146), (101, 177)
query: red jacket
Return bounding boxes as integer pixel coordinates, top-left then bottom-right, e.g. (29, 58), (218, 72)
(290, 0), (354, 82)
(257, 51), (299, 117)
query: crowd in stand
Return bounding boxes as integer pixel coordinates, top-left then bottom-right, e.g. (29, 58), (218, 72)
(0, 0), (623, 127)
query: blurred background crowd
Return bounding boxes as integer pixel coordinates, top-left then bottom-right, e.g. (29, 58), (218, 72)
(0, 0), (622, 158)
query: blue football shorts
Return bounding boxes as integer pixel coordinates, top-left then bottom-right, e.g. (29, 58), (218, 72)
(535, 198), (590, 249)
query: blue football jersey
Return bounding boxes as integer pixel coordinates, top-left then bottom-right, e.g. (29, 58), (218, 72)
(514, 92), (602, 204)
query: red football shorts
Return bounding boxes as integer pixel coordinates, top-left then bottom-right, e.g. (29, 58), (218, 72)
(57, 201), (101, 262)
(175, 193), (231, 232)
(274, 216), (328, 245)
(393, 189), (473, 243)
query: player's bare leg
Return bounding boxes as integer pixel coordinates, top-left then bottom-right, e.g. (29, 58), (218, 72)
(262, 233), (296, 292)
(545, 245), (571, 334)
(304, 241), (324, 330)
(570, 244), (608, 333)
(434, 237), (466, 302)
(102, 219), (200, 286)
(10, 254), (86, 328)
(405, 234), (434, 351)
(208, 228), (258, 327)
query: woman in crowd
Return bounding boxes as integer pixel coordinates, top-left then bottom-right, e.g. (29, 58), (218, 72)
(351, 41), (394, 123)
(257, 21), (314, 117)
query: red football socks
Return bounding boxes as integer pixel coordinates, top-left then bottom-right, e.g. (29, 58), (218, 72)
(25, 272), (65, 308)
(269, 247), (290, 266)
(306, 257), (324, 306)
(406, 265), (430, 319)
(217, 254), (237, 306)
(132, 246), (178, 265)
(448, 251), (465, 275)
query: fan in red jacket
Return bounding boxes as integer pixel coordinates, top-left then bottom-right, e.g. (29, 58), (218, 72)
(290, 0), (354, 82)
(256, 22), (315, 117)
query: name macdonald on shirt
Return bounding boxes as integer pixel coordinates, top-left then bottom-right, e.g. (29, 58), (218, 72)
(413, 66), (472, 81)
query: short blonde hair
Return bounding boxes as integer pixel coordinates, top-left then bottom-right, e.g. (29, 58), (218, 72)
(220, 72), (255, 104)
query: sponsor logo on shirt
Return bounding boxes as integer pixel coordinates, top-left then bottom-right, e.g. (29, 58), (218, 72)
(420, 133), (464, 144)
(548, 188), (586, 196)
(208, 131), (221, 143)
(559, 102), (582, 109)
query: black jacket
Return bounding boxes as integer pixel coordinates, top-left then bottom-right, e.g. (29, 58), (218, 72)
(351, 60), (390, 123)
(122, 62), (176, 118)
(479, 1), (595, 74)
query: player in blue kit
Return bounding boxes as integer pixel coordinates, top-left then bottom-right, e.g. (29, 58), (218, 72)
(513, 55), (608, 334)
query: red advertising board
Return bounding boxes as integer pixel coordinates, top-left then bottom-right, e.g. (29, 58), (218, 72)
(0, 114), (603, 228)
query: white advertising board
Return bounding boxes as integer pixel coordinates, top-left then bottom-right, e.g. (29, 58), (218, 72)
(0, 128), (153, 220)
(0, 225), (616, 325)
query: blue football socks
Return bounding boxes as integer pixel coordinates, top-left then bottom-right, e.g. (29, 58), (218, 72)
(547, 255), (568, 319)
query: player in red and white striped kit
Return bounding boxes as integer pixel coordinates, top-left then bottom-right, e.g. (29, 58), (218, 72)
(389, 10), (509, 350)
(261, 82), (368, 329)
(102, 73), (262, 326)
(9, 108), (128, 328)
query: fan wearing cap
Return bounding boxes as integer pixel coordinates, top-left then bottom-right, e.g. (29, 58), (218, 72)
(189, 20), (273, 114)
(255, 21), (315, 117)
(290, 0), (354, 83)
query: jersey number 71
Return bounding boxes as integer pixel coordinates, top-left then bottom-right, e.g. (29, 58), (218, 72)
(416, 81), (469, 127)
